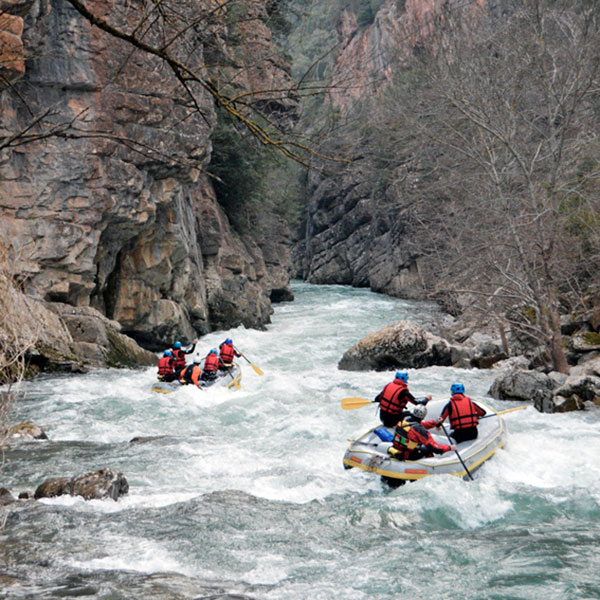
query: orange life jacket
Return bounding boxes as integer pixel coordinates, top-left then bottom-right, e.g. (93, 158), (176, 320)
(204, 353), (219, 373)
(180, 364), (201, 385)
(378, 379), (409, 415)
(448, 394), (480, 429)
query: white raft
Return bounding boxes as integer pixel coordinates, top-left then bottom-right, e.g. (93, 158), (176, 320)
(151, 362), (242, 394)
(343, 399), (506, 485)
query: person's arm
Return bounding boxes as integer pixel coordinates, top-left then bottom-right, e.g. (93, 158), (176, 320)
(184, 339), (198, 355)
(473, 402), (486, 418)
(405, 391), (431, 406)
(436, 401), (452, 426)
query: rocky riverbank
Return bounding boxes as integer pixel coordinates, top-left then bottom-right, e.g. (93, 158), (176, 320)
(338, 308), (600, 413)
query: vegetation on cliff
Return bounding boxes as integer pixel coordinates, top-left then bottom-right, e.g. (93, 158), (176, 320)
(283, 0), (600, 373)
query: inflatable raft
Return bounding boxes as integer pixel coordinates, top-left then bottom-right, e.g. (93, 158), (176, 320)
(152, 363), (242, 394)
(343, 399), (506, 486)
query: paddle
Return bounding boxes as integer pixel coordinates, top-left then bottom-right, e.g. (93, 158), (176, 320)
(440, 423), (474, 481)
(341, 396), (427, 410)
(341, 397), (374, 410)
(480, 405), (526, 419)
(234, 347), (264, 376)
(225, 368), (241, 390)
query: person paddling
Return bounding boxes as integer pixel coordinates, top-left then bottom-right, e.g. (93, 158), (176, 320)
(435, 383), (486, 443)
(171, 339), (197, 372)
(200, 349), (220, 381)
(388, 405), (455, 461)
(157, 350), (178, 382)
(218, 338), (240, 369)
(179, 358), (203, 386)
(375, 371), (431, 427)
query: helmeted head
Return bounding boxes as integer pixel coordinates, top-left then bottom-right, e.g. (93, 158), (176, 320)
(450, 383), (465, 396)
(395, 371), (409, 383)
(163, 350), (172, 357)
(173, 341), (182, 349)
(209, 349), (218, 355)
(193, 357), (201, 364)
(412, 404), (427, 421)
(225, 338), (232, 344)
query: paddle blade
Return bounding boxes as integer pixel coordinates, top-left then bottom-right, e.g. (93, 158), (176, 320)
(250, 363), (264, 376)
(341, 397), (373, 410)
(151, 386), (175, 394)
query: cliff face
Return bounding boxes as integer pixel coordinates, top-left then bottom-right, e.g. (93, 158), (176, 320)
(0, 0), (295, 353)
(293, 0), (483, 298)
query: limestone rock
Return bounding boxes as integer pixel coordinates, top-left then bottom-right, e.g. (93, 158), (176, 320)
(0, 0), (297, 356)
(0, 487), (15, 506)
(34, 468), (129, 501)
(338, 319), (455, 371)
(488, 369), (555, 403)
(8, 420), (48, 440)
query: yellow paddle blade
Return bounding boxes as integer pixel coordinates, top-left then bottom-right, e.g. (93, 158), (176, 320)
(341, 397), (374, 410)
(251, 363), (264, 376)
(151, 386), (175, 394)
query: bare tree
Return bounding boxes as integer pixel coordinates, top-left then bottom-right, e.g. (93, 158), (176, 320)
(375, 0), (600, 372)
(0, 241), (40, 464)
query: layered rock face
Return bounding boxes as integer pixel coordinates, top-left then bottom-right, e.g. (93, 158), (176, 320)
(293, 0), (482, 298)
(0, 0), (295, 355)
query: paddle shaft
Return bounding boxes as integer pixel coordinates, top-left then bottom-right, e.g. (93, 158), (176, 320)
(480, 405), (526, 419)
(440, 423), (474, 481)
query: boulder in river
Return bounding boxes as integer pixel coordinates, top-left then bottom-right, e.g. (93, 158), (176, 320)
(338, 320), (457, 371)
(34, 468), (129, 501)
(7, 420), (48, 440)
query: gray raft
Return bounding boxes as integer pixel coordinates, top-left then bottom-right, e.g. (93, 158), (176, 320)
(152, 362), (242, 394)
(343, 399), (506, 485)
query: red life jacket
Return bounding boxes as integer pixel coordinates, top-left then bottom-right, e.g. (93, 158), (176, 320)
(204, 352), (219, 373)
(449, 394), (480, 429)
(219, 342), (235, 365)
(157, 356), (173, 377)
(172, 349), (187, 370)
(378, 379), (409, 415)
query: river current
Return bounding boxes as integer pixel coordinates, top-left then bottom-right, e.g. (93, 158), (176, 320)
(2, 282), (599, 600)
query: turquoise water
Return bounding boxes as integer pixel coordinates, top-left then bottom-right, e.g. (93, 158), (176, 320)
(1, 282), (599, 599)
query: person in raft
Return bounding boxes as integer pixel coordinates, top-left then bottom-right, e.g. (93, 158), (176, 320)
(156, 350), (178, 382)
(435, 383), (487, 443)
(218, 338), (240, 369)
(179, 357), (203, 386)
(200, 349), (220, 381)
(375, 371), (432, 427)
(171, 339), (198, 372)
(388, 405), (455, 461)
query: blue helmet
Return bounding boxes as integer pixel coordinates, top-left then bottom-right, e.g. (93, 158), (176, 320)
(395, 371), (408, 383)
(450, 383), (465, 395)
(225, 338), (232, 344)
(209, 349), (218, 355)
(173, 341), (182, 349)
(163, 350), (172, 357)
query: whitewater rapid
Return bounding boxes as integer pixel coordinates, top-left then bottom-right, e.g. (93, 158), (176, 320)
(2, 282), (599, 599)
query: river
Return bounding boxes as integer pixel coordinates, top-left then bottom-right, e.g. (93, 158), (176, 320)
(1, 282), (599, 599)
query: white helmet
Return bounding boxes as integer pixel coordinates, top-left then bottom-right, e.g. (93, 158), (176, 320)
(412, 404), (427, 420)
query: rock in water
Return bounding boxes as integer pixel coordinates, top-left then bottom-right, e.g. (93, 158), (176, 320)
(34, 468), (129, 501)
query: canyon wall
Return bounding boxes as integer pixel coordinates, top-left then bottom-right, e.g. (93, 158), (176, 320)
(293, 0), (485, 299)
(0, 0), (295, 360)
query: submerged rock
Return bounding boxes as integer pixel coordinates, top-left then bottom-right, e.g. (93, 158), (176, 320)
(34, 468), (129, 501)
